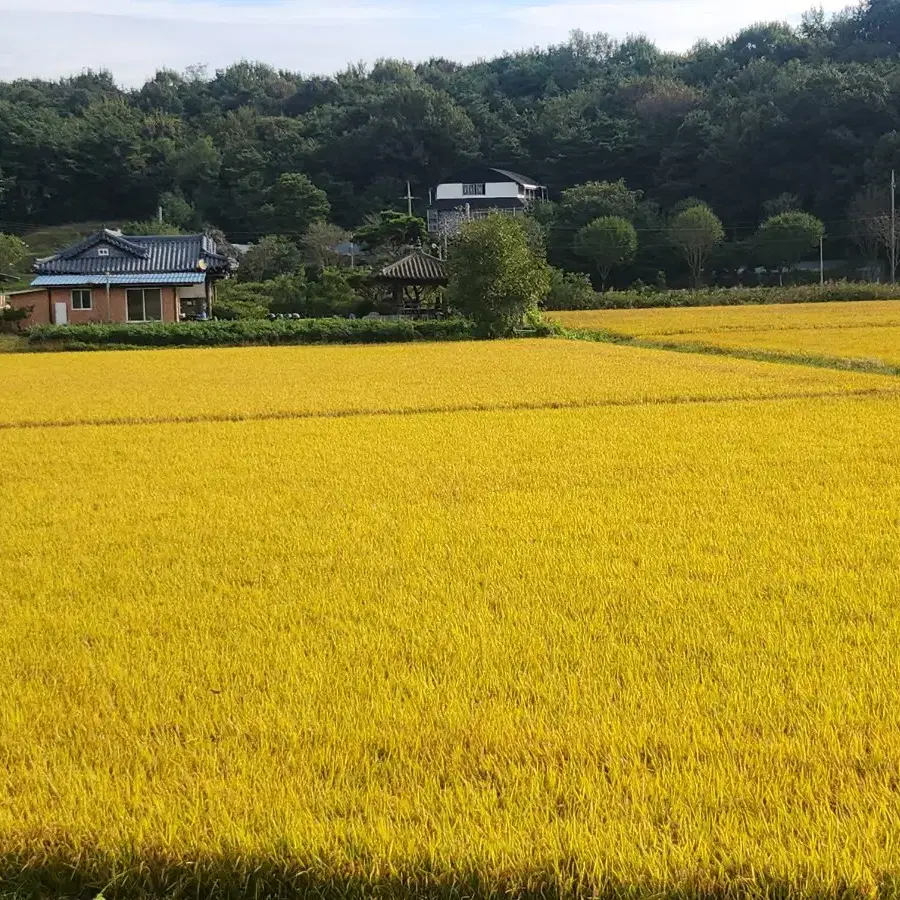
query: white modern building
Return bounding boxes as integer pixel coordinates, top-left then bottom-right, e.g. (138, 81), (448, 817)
(427, 167), (548, 235)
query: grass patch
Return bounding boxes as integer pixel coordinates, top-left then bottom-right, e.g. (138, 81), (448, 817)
(0, 335), (27, 353)
(21, 221), (112, 261)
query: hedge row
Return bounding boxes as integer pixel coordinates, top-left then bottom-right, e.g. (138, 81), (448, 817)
(548, 281), (900, 311)
(27, 317), (489, 348)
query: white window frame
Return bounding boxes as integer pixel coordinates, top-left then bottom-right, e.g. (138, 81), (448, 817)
(97, 247), (110, 257)
(463, 183), (486, 197)
(126, 288), (164, 323)
(71, 288), (93, 311)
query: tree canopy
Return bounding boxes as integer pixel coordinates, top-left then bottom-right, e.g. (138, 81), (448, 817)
(574, 217), (638, 290)
(669, 205), (725, 286)
(756, 212), (826, 278)
(448, 215), (551, 336)
(2, 1), (900, 280)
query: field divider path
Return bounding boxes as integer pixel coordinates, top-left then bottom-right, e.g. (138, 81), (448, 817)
(1, 386), (898, 432)
(560, 327), (900, 376)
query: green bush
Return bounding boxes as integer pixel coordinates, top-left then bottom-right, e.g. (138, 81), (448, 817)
(553, 281), (900, 310)
(0, 304), (33, 333)
(26, 317), (489, 349)
(216, 268), (364, 319)
(214, 280), (279, 319)
(544, 269), (599, 310)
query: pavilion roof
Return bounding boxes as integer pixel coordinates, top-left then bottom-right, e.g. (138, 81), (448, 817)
(376, 252), (447, 284)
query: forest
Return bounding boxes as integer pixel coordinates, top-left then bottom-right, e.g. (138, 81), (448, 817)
(3, 0), (900, 286)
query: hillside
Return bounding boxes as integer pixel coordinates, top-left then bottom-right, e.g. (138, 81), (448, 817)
(2, 1), (900, 277)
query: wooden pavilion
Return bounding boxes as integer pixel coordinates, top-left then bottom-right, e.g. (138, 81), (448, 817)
(374, 251), (448, 318)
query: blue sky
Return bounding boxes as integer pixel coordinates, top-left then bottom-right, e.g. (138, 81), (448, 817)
(0, 0), (850, 85)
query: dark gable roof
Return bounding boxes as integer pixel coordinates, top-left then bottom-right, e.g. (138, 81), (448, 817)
(54, 229), (150, 261)
(440, 166), (544, 189)
(377, 252), (447, 283)
(34, 228), (232, 276)
(489, 168), (541, 187)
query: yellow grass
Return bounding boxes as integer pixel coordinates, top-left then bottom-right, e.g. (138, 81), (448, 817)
(1, 339), (898, 428)
(2, 342), (900, 898)
(552, 302), (900, 367)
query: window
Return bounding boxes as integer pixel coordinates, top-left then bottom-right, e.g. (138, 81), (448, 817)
(463, 183), (486, 196)
(126, 288), (163, 322)
(97, 247), (110, 257)
(71, 289), (92, 311)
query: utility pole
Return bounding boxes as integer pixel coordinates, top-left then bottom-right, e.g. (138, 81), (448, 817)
(892, 169), (897, 285)
(819, 235), (824, 286)
(158, 204), (164, 226)
(402, 182), (418, 218)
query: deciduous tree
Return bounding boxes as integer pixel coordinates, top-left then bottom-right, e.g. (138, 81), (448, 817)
(755, 212), (825, 284)
(237, 235), (305, 282)
(301, 222), (352, 271)
(669, 204), (725, 286)
(448, 215), (551, 337)
(574, 216), (638, 290)
(0, 233), (27, 276)
(258, 173), (330, 240)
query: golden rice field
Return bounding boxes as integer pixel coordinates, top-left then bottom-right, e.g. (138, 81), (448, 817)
(552, 301), (900, 368)
(2, 340), (900, 899)
(1, 339), (898, 428)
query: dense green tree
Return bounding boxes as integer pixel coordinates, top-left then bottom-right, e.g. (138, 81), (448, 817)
(120, 220), (184, 236)
(544, 180), (643, 270)
(755, 211), (826, 282)
(355, 212), (427, 254)
(237, 235), (305, 282)
(301, 222), (352, 271)
(257, 173), (330, 240)
(669, 204), (725, 286)
(574, 216), (638, 290)
(0, 233), (28, 275)
(159, 191), (200, 230)
(556, 180), (642, 229)
(448, 215), (551, 337)
(304, 268), (360, 317)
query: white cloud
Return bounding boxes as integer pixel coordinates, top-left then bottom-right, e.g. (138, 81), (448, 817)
(0, 0), (851, 85)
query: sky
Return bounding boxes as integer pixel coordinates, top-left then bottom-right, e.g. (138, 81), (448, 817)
(0, 0), (851, 86)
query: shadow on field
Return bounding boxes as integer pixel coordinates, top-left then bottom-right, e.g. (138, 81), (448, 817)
(2, 850), (897, 900)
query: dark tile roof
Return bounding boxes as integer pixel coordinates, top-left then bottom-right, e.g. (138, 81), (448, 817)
(444, 166), (545, 189)
(489, 168), (542, 187)
(376, 252), (448, 284)
(34, 229), (232, 277)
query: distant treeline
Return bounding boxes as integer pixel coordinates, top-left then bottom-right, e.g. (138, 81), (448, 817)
(3, 0), (900, 257)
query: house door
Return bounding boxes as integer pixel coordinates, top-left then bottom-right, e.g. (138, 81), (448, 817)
(54, 302), (68, 325)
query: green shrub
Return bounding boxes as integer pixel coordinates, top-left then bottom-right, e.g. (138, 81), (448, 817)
(214, 280), (279, 320)
(0, 304), (33, 333)
(552, 281), (900, 310)
(544, 269), (598, 310)
(26, 317), (488, 349)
